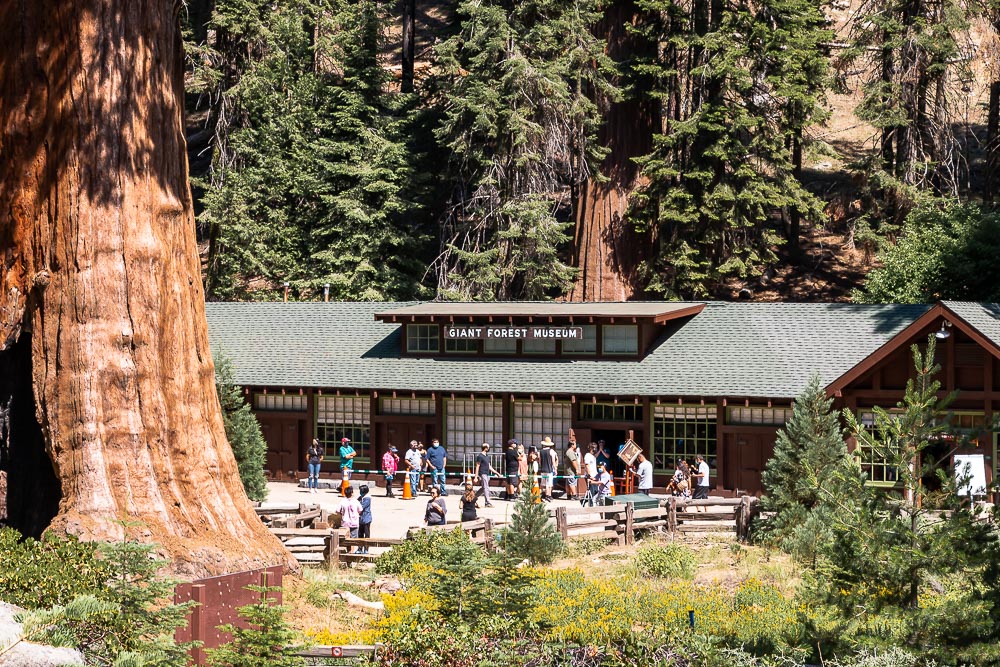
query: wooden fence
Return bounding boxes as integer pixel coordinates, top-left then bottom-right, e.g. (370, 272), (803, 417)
(174, 566), (283, 666)
(551, 496), (759, 545)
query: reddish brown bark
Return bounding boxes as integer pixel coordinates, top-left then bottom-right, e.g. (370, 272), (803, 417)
(567, 0), (657, 302)
(0, 1), (293, 577)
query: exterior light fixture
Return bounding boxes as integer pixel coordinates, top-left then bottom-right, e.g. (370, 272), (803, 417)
(935, 321), (952, 340)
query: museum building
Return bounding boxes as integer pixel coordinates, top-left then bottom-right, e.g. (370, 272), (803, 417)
(205, 300), (1000, 495)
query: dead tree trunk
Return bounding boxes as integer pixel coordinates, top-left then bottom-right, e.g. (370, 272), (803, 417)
(0, 0), (293, 577)
(401, 0), (416, 93)
(987, 81), (1000, 202)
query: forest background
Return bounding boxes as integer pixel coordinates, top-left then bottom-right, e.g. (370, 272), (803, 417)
(182, 0), (1000, 306)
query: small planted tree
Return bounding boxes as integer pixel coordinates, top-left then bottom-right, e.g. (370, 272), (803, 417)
(501, 484), (563, 565)
(215, 356), (268, 502)
(759, 375), (854, 564)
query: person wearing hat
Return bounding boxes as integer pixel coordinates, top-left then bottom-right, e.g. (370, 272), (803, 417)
(594, 462), (612, 505)
(382, 444), (400, 497)
(538, 437), (558, 502)
(339, 436), (356, 493)
(404, 440), (422, 495)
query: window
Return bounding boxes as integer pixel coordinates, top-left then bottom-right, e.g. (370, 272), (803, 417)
(445, 338), (478, 354)
(561, 325), (597, 354)
(254, 393), (306, 412)
(856, 411), (900, 485)
(380, 397), (435, 416)
(444, 399), (504, 467)
(484, 338), (517, 355)
(579, 402), (643, 423)
(406, 324), (439, 353)
(316, 396), (370, 462)
(652, 405), (717, 473)
(727, 406), (792, 426)
(602, 325), (638, 355)
(522, 338), (556, 354)
(512, 401), (572, 449)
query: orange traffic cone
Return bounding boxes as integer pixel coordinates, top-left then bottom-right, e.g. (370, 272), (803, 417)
(402, 475), (414, 500)
(340, 477), (349, 495)
(609, 477), (616, 497)
(532, 476), (541, 503)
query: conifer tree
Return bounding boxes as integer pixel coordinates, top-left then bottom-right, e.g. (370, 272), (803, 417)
(432, 0), (617, 300)
(215, 356), (268, 502)
(631, 0), (829, 297)
(502, 484), (563, 565)
(194, 0), (429, 301)
(759, 375), (851, 564)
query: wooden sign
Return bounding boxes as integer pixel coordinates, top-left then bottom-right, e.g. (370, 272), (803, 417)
(444, 325), (584, 340)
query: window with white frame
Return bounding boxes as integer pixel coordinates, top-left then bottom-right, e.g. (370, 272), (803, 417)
(484, 338), (517, 355)
(316, 396), (371, 462)
(512, 401), (572, 449)
(856, 411), (900, 485)
(254, 393), (307, 411)
(444, 398), (503, 465)
(380, 397), (436, 416)
(602, 325), (638, 355)
(406, 324), (439, 353)
(727, 406), (792, 426)
(561, 325), (597, 354)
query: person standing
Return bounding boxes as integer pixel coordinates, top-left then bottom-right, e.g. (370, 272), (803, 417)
(504, 439), (521, 500)
(460, 483), (478, 522)
(338, 485), (362, 551)
(564, 438), (580, 500)
(418, 442), (429, 493)
(426, 438), (448, 496)
(595, 440), (611, 470)
(584, 442), (599, 504)
(632, 453), (654, 495)
(382, 445), (399, 497)
(594, 462), (612, 505)
(306, 438), (323, 494)
(425, 486), (447, 526)
(692, 454), (710, 499)
(357, 485), (373, 553)
(339, 437), (356, 493)
(474, 443), (498, 507)
(538, 437), (557, 502)
(517, 444), (528, 495)
(404, 440), (421, 496)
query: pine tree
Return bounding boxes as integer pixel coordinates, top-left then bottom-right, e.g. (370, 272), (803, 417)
(194, 0), (430, 301)
(631, 0), (828, 297)
(206, 585), (303, 667)
(501, 484), (563, 565)
(758, 375), (852, 564)
(431, 0), (618, 300)
(215, 356), (268, 502)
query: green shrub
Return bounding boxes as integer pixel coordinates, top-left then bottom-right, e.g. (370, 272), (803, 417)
(375, 527), (472, 576)
(216, 355), (268, 501)
(0, 527), (117, 609)
(498, 486), (563, 565)
(632, 542), (696, 580)
(564, 537), (608, 557)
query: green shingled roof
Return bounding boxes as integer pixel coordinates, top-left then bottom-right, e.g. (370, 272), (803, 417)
(205, 301), (932, 399)
(943, 301), (1000, 351)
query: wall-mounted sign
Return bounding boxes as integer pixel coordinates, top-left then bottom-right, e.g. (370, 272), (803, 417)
(444, 326), (584, 340)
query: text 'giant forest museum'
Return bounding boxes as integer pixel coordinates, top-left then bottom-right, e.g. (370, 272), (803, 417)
(206, 300), (1000, 495)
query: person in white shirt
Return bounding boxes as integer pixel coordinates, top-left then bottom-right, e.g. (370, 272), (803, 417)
(594, 463), (612, 505)
(583, 442), (599, 505)
(692, 454), (710, 499)
(632, 453), (654, 495)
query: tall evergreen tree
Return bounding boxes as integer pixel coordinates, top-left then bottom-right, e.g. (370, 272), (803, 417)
(630, 0), (829, 297)
(502, 485), (563, 565)
(194, 0), (430, 300)
(431, 0), (618, 300)
(215, 356), (269, 502)
(759, 375), (851, 565)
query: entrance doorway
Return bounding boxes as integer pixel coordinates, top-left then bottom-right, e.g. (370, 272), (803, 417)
(259, 417), (304, 478)
(592, 429), (642, 478)
(380, 421), (436, 452)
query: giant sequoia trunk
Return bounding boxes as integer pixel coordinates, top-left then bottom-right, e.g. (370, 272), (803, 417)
(567, 0), (656, 301)
(0, 1), (293, 577)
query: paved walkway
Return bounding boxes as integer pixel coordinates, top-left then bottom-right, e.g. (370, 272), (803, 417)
(262, 480), (626, 540)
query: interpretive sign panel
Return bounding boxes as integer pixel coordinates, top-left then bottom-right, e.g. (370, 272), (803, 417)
(444, 326), (584, 340)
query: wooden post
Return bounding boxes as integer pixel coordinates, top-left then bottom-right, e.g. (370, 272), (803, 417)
(668, 496), (677, 534)
(328, 531), (340, 569)
(624, 502), (634, 546)
(189, 584), (207, 665)
(555, 506), (568, 541)
(483, 518), (494, 552)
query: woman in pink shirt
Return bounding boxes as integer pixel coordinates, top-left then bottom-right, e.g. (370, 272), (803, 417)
(338, 486), (362, 551)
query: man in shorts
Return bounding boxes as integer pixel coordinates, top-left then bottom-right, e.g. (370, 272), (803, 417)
(563, 438), (580, 500)
(504, 439), (521, 501)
